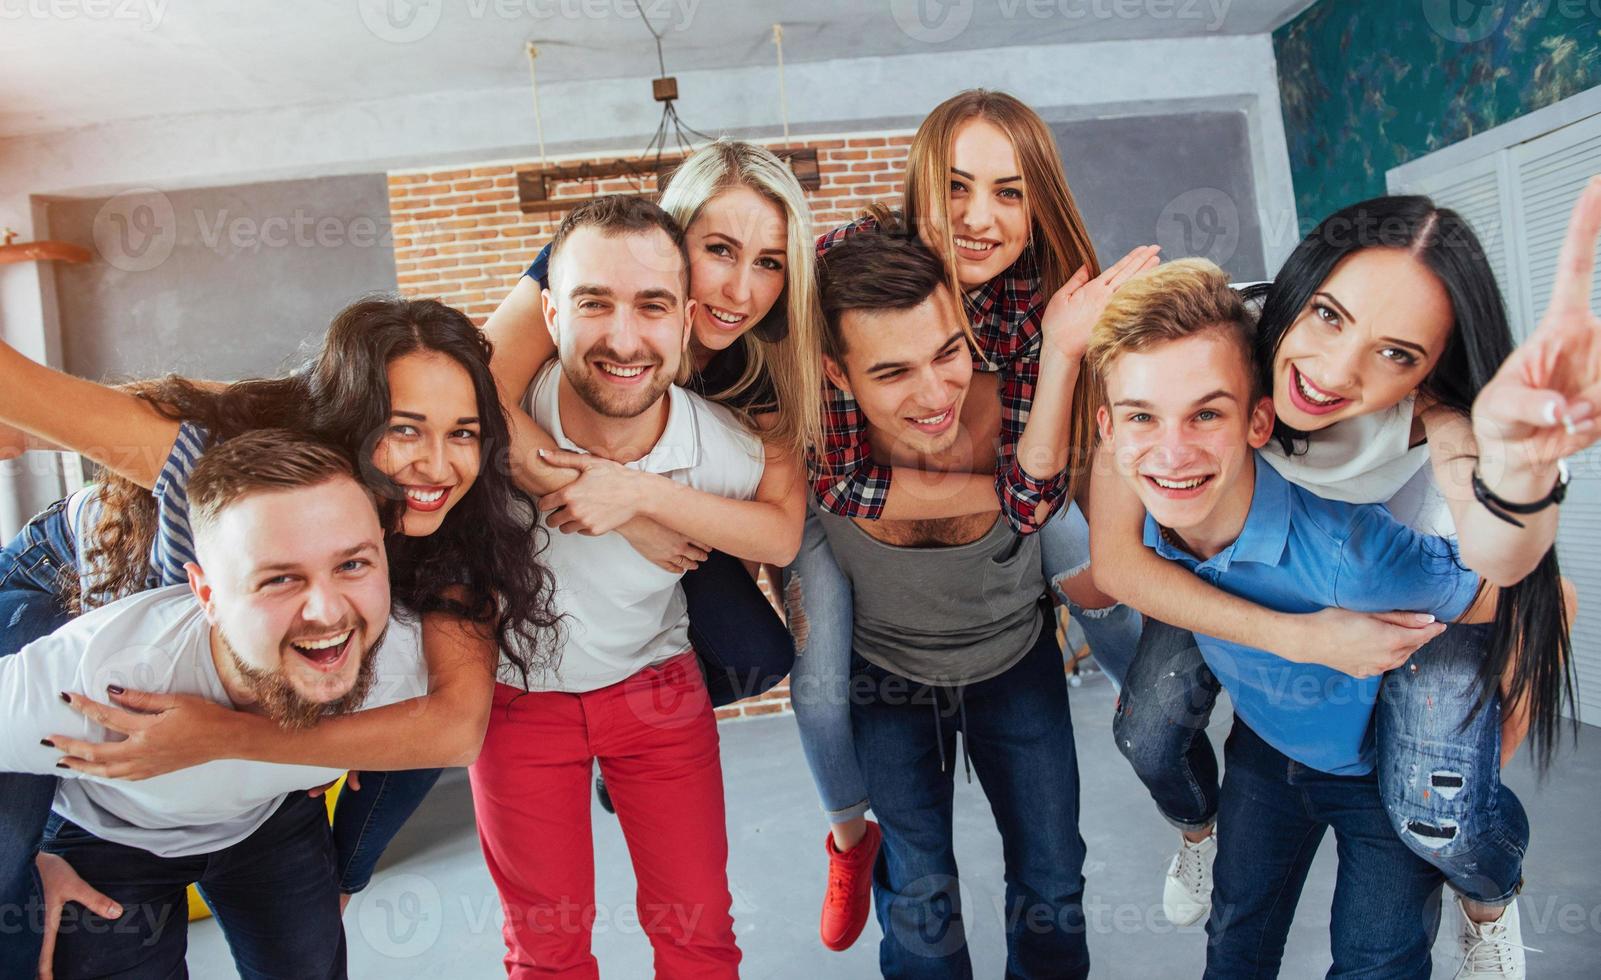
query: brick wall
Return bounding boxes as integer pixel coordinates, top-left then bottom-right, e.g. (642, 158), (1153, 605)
(387, 131), (915, 326)
(386, 131), (914, 720)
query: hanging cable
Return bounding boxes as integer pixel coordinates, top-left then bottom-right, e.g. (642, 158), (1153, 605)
(772, 24), (790, 144)
(633, 0), (668, 77)
(525, 42), (548, 168)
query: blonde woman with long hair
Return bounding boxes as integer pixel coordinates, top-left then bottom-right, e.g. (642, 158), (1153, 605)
(482, 139), (822, 757)
(793, 89), (1158, 952)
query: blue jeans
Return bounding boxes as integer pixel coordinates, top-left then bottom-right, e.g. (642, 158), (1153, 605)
(329, 767), (443, 893)
(41, 793), (347, 979)
(1376, 622), (1527, 906)
(787, 500), (1141, 824)
(0, 499), (77, 976)
(851, 623), (1090, 980)
(1114, 619), (1528, 903)
(1037, 500), (1143, 687)
(1207, 720), (1444, 980)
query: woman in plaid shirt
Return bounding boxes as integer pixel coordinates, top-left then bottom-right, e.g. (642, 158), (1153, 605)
(793, 89), (1156, 952)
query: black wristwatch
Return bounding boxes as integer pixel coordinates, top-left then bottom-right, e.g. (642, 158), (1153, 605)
(1471, 460), (1570, 528)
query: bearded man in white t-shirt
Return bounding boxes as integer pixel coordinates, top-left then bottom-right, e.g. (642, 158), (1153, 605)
(0, 430), (429, 979)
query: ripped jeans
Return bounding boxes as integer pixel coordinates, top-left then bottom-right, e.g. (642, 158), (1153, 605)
(785, 498), (1143, 824)
(1114, 619), (1526, 906)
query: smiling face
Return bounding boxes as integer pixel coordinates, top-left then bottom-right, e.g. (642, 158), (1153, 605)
(824, 286), (973, 460)
(1272, 247), (1454, 431)
(190, 477), (392, 727)
(1098, 330), (1275, 548)
(545, 224), (693, 418)
(939, 117), (1031, 289)
(371, 351), (483, 537)
(685, 185), (788, 355)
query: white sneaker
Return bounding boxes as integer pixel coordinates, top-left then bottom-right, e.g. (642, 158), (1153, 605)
(1162, 833), (1216, 926)
(1455, 895), (1536, 978)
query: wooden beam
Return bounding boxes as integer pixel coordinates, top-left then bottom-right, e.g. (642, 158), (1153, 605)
(516, 148), (822, 216)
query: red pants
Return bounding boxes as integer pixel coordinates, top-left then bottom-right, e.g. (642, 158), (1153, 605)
(468, 652), (741, 979)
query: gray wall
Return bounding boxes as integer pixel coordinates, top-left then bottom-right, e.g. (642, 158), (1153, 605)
(46, 174), (397, 381)
(1053, 110), (1266, 281)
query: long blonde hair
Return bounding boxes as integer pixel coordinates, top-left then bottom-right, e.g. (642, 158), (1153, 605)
(899, 89), (1103, 492)
(659, 140), (824, 459)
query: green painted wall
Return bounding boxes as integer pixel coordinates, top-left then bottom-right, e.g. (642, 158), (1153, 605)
(1274, 0), (1601, 234)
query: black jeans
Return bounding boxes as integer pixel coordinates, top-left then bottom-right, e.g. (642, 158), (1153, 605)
(41, 793), (347, 979)
(683, 549), (794, 706)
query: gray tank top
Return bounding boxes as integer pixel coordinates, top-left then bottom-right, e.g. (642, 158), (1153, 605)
(816, 510), (1046, 687)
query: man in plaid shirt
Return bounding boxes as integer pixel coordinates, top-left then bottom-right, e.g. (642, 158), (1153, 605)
(812, 215), (1068, 533)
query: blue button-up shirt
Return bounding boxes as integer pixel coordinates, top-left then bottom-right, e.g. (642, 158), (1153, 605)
(1144, 454), (1480, 775)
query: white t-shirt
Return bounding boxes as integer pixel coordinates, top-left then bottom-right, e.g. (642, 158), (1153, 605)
(0, 585), (429, 858)
(1259, 394), (1456, 538)
(510, 362), (766, 693)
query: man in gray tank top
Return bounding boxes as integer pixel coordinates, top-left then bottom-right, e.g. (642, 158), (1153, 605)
(814, 231), (1090, 979)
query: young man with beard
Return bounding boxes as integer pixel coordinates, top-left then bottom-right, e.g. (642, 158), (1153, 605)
(465, 196), (782, 979)
(808, 231), (1156, 979)
(0, 430), (430, 978)
(1090, 260), (1494, 977)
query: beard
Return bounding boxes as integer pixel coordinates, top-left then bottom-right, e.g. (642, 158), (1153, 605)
(564, 345), (675, 419)
(219, 623), (387, 731)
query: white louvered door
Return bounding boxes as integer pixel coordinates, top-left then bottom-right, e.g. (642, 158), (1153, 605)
(1507, 116), (1601, 724)
(1392, 109), (1601, 723)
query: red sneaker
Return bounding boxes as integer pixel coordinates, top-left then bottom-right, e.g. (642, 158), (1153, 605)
(819, 821), (882, 951)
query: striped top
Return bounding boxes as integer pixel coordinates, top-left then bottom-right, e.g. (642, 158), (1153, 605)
(70, 421), (209, 608)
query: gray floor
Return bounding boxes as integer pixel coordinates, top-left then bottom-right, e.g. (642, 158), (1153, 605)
(186, 679), (1601, 978)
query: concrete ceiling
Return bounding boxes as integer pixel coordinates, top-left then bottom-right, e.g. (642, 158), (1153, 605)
(1, 0), (1317, 140)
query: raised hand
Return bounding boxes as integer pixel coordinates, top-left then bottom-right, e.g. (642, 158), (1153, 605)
(1040, 244), (1161, 360)
(1473, 175), (1601, 479)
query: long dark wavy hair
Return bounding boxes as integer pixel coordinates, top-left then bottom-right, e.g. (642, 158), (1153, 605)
(1246, 195), (1574, 771)
(81, 296), (559, 685)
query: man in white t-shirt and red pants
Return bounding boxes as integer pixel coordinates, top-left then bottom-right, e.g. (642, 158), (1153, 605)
(468, 197), (777, 979)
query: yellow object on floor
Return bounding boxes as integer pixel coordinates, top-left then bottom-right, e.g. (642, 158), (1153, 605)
(186, 775), (344, 921)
